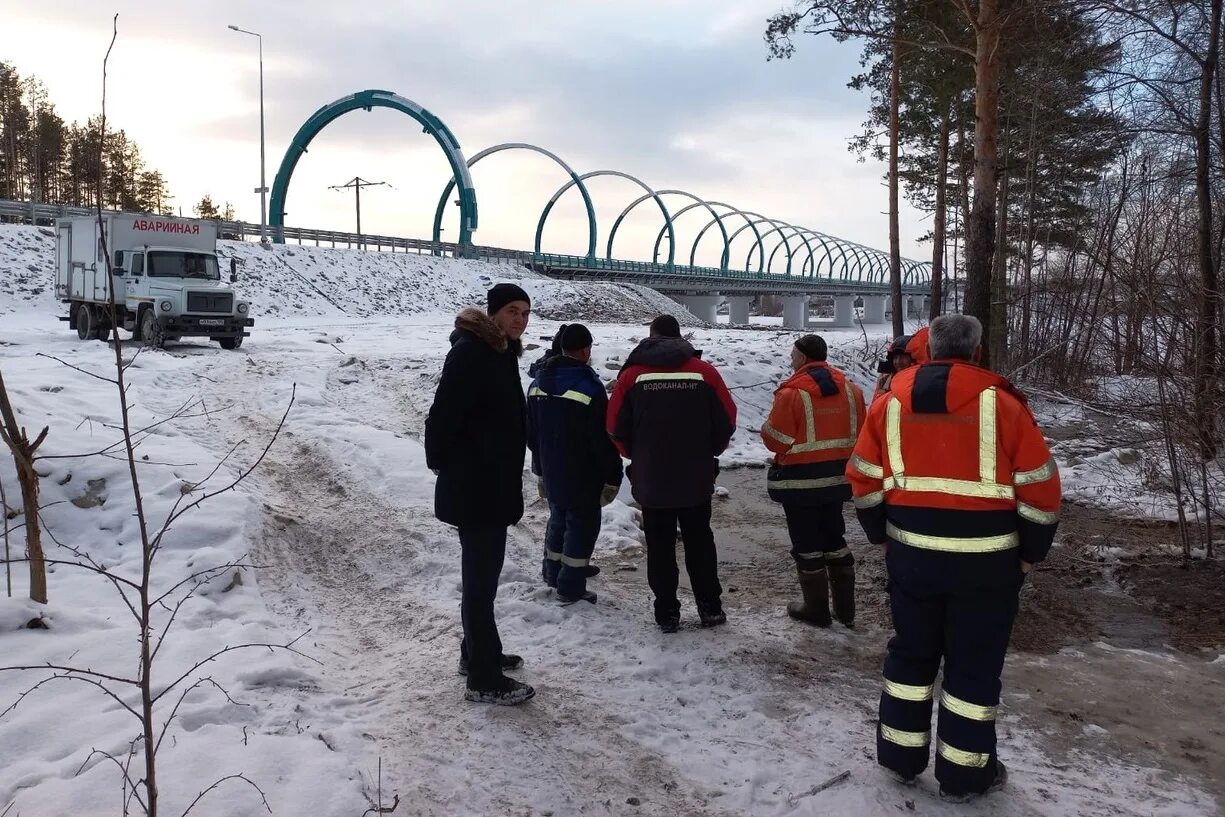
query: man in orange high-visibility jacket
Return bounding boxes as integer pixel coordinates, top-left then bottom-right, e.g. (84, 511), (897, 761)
(847, 314), (1061, 802)
(872, 327), (929, 403)
(761, 334), (866, 627)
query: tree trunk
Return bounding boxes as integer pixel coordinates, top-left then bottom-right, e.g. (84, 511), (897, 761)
(930, 103), (951, 321)
(0, 372), (48, 604)
(1193, 0), (1223, 460)
(991, 119), (1011, 371)
(964, 0), (1005, 369)
(957, 92), (972, 314)
(889, 34), (905, 338)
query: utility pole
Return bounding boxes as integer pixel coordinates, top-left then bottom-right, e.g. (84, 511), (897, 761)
(329, 176), (387, 248)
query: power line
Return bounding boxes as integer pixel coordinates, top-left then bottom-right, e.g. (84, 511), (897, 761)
(328, 176), (388, 244)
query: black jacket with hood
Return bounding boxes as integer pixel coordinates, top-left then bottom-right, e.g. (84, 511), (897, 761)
(425, 308), (527, 528)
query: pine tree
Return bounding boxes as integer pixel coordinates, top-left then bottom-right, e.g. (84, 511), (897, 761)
(193, 194), (219, 219)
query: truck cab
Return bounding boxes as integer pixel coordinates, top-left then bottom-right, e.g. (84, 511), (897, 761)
(110, 245), (252, 349)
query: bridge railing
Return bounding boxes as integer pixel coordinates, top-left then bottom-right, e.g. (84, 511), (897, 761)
(0, 198), (924, 291)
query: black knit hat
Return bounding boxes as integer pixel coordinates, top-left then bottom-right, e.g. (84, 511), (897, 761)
(794, 334), (827, 361)
(550, 323), (570, 354)
(649, 314), (682, 338)
(560, 323), (594, 351)
(487, 283), (531, 316)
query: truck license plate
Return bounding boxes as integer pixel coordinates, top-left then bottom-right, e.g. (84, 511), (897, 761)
(198, 319), (224, 326)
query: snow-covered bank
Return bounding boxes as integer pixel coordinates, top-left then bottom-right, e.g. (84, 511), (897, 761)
(0, 224), (703, 325)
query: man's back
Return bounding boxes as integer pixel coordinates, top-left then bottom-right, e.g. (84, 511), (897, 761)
(608, 336), (736, 508)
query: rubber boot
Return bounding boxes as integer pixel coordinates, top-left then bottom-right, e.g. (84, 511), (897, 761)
(787, 568), (832, 627)
(827, 559), (856, 628)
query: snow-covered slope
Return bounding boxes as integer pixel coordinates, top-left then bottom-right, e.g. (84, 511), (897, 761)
(0, 224), (700, 325)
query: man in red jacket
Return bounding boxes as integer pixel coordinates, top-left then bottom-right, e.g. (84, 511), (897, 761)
(847, 314), (1061, 801)
(608, 315), (738, 632)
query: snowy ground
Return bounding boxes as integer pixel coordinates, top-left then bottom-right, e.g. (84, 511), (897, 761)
(1, 231), (1222, 816)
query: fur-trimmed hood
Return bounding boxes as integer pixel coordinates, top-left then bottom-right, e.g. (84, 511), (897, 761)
(451, 307), (523, 357)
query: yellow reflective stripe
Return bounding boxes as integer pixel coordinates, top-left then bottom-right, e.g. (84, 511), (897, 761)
(545, 550), (563, 561)
(796, 550), (824, 560)
(762, 422), (796, 446)
(884, 680), (934, 702)
(847, 384), (859, 437)
(799, 389), (817, 444)
(767, 476), (849, 490)
(886, 522), (1019, 553)
(882, 475), (1015, 500)
(850, 453), (884, 480)
(941, 691), (996, 721)
(854, 491), (884, 509)
(980, 388), (997, 483)
(1017, 502), (1060, 525)
(1014, 458), (1057, 486)
(528, 386), (546, 397)
(825, 547), (851, 560)
(559, 389), (593, 405)
(636, 372), (704, 382)
(885, 397), (904, 477)
(938, 741), (990, 768)
(559, 554), (589, 568)
(788, 437), (857, 453)
(881, 725), (930, 748)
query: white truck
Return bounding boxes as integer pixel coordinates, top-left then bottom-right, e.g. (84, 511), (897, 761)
(54, 214), (254, 349)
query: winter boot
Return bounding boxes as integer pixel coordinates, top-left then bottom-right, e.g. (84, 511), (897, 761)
(939, 761), (1007, 802)
(657, 612), (681, 633)
(787, 568), (832, 627)
(698, 603), (727, 628)
(458, 653), (524, 677)
(827, 559), (856, 628)
(557, 589), (597, 605)
(464, 677), (536, 706)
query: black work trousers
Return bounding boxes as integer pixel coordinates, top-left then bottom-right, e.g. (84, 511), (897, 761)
(641, 501), (722, 623)
(877, 549), (1021, 795)
(458, 525), (508, 690)
(781, 502), (853, 572)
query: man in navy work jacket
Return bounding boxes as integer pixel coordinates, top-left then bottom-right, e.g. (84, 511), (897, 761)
(528, 323), (623, 604)
(607, 315), (738, 632)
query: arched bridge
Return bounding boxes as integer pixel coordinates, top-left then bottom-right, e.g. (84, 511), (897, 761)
(269, 89), (932, 320)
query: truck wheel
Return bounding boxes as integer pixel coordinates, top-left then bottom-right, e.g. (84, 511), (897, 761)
(76, 303), (97, 340)
(140, 308), (164, 349)
(218, 336), (243, 350)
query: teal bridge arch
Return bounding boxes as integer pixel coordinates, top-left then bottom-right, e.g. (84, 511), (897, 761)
(273, 89), (933, 289)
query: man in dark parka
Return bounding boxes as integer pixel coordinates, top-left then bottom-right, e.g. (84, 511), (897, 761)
(425, 283), (535, 706)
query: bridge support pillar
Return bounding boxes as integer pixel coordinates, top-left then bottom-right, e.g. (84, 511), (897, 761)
(831, 295), (855, 328)
(675, 293), (720, 324)
(782, 295), (810, 330)
(862, 295), (887, 325)
(727, 296), (752, 326)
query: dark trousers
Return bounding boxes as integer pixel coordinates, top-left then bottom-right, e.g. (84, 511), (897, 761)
(458, 525), (507, 689)
(641, 501), (722, 622)
(543, 501), (601, 596)
(877, 558), (1020, 795)
(781, 502), (852, 572)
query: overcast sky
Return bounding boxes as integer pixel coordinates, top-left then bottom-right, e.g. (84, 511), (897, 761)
(5, 0), (931, 268)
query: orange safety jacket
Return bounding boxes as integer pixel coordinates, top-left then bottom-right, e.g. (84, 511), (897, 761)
(761, 362), (866, 505)
(847, 359), (1061, 565)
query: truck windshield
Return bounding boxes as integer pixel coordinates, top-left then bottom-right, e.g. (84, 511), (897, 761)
(147, 252), (219, 280)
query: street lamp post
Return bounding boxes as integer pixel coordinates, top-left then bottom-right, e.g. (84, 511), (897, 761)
(227, 24), (268, 244)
